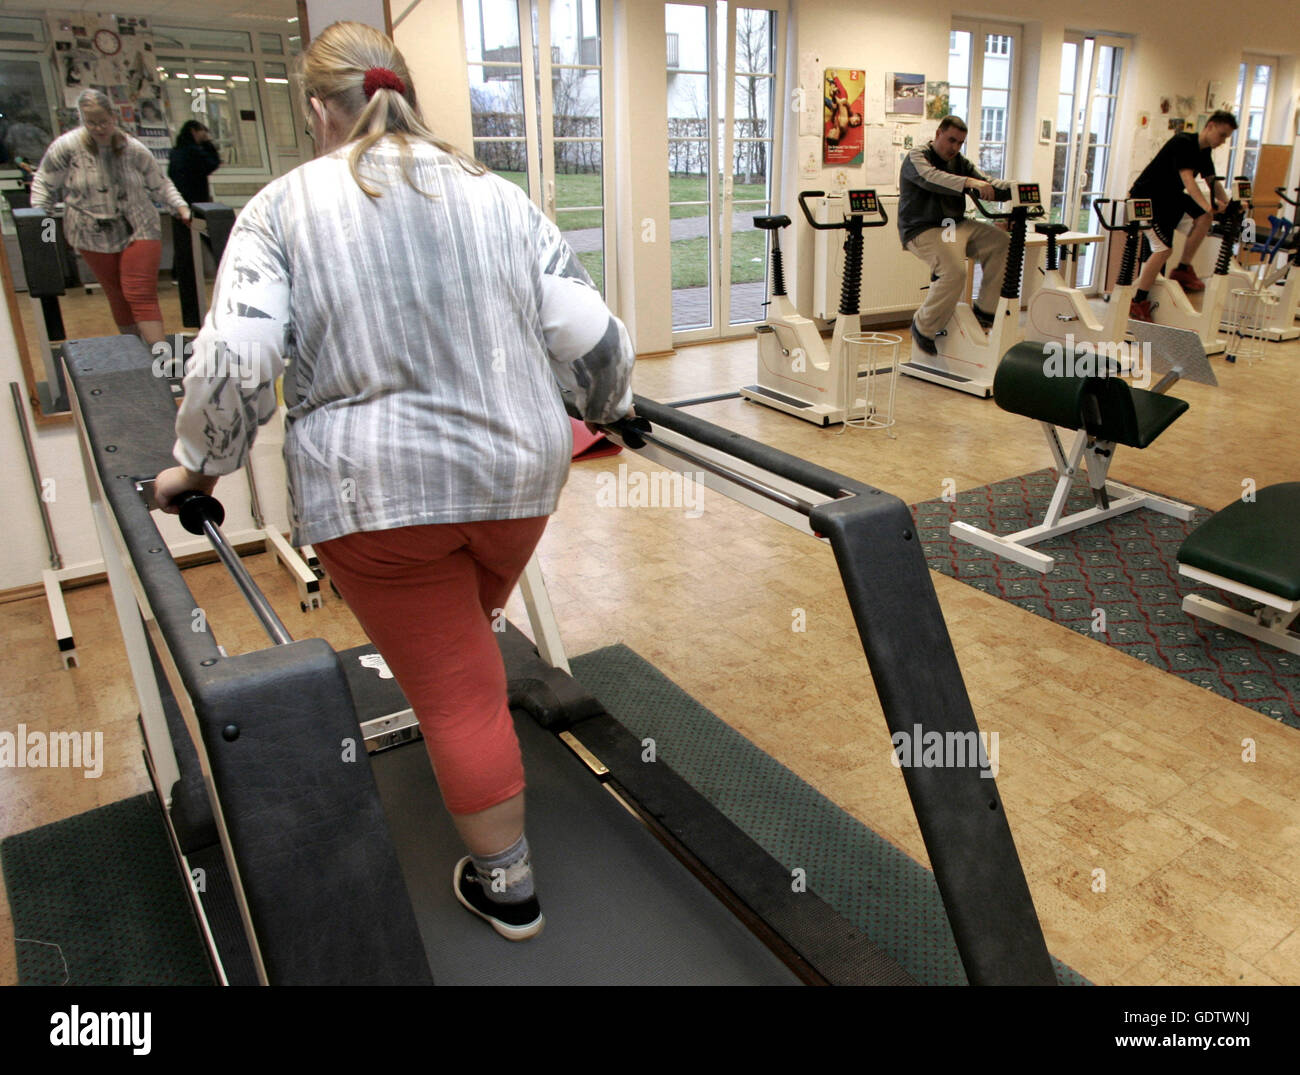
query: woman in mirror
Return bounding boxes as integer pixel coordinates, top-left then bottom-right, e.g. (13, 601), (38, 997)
(30, 88), (191, 348)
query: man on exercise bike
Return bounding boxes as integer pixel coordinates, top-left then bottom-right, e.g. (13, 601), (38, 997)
(898, 115), (1011, 355)
(1128, 110), (1237, 321)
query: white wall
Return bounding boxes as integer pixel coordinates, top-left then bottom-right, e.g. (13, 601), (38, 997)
(1, 0), (1297, 593)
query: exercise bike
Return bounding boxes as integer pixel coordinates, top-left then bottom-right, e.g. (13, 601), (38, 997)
(1141, 196), (1248, 355)
(1023, 200), (1146, 351)
(741, 189), (887, 426)
(900, 182), (1044, 399)
(1213, 178), (1300, 341)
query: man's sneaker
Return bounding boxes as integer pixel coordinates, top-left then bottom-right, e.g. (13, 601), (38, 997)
(911, 319), (938, 356)
(453, 857), (544, 941)
(973, 306), (997, 331)
(1129, 299), (1154, 323)
(1168, 265), (1205, 292)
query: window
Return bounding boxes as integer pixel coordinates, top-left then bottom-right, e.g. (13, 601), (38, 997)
(1051, 34), (1127, 290)
(0, 15), (45, 43)
(980, 107), (1004, 144)
(463, 0), (612, 295)
(949, 19), (1019, 180)
(153, 26), (252, 53)
(156, 29), (302, 176)
(1229, 56), (1274, 182)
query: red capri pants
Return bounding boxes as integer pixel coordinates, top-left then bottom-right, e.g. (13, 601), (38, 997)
(314, 518), (549, 815)
(79, 240), (163, 327)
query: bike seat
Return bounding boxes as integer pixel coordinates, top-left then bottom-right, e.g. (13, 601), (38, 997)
(1034, 223), (1070, 237)
(753, 215), (792, 231)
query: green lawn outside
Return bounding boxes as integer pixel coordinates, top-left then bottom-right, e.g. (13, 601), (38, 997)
(492, 171), (770, 289)
(672, 230), (765, 290)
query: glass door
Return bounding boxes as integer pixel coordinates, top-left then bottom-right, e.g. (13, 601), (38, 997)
(667, 0), (782, 340)
(1051, 33), (1126, 292)
(1228, 56), (1274, 183)
(464, 0), (612, 296)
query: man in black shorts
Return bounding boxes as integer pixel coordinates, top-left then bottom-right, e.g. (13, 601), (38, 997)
(1128, 110), (1237, 321)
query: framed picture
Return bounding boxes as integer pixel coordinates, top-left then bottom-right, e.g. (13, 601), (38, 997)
(925, 80), (950, 121)
(886, 72), (925, 117)
(1038, 117), (1053, 144)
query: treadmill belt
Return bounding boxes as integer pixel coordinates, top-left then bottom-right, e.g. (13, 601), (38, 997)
(371, 710), (802, 986)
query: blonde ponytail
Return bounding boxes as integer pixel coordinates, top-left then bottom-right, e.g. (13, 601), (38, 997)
(299, 21), (485, 199)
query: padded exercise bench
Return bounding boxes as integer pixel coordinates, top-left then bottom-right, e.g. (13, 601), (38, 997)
(1178, 482), (1300, 655)
(950, 340), (1197, 573)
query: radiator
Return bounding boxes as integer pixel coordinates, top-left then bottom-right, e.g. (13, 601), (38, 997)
(812, 193), (930, 320)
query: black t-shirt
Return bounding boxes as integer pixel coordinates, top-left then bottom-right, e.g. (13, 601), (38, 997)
(1130, 131), (1215, 200)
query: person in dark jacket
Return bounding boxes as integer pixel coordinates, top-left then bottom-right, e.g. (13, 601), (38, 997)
(168, 120), (221, 327)
(897, 115), (1010, 354)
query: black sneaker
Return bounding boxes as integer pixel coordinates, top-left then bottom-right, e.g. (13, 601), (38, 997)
(973, 306), (996, 331)
(910, 319), (938, 356)
(453, 857), (544, 941)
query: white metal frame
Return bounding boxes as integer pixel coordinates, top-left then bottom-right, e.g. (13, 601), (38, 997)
(1179, 564), (1300, 656)
(950, 421), (1195, 573)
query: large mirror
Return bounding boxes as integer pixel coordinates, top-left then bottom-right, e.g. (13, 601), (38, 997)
(0, 4), (307, 422)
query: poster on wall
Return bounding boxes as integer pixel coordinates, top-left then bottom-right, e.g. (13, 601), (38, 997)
(46, 10), (169, 159)
(887, 72), (926, 117)
(925, 80), (950, 122)
(823, 68), (865, 166)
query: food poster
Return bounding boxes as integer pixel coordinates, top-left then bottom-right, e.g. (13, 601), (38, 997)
(823, 68), (865, 166)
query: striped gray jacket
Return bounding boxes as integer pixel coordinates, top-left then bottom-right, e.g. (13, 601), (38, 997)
(173, 138), (634, 547)
(31, 129), (186, 252)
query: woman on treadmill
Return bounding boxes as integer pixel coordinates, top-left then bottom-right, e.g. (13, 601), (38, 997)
(153, 20), (635, 942)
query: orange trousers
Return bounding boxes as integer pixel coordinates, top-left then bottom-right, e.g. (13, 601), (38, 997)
(79, 240), (163, 327)
(314, 518), (549, 814)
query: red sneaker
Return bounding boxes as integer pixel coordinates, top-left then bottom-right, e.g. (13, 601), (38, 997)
(1168, 266), (1205, 292)
(1129, 299), (1153, 323)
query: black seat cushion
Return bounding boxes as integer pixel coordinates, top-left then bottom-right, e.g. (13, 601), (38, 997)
(1178, 482), (1300, 601)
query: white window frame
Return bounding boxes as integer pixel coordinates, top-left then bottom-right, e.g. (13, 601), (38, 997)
(949, 17), (1022, 182)
(462, 0), (618, 305)
(1228, 53), (1277, 183)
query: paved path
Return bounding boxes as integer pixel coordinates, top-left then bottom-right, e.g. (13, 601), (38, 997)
(560, 210), (768, 252)
(561, 212), (770, 329)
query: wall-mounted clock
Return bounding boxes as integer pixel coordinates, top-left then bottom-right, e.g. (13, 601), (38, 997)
(93, 29), (122, 56)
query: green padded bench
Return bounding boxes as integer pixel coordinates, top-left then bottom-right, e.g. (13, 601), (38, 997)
(1178, 482), (1300, 654)
(950, 341), (1196, 573)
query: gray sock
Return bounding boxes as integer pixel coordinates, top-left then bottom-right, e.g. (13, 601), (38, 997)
(471, 834), (535, 904)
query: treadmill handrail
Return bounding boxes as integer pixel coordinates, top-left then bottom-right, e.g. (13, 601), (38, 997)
(72, 336), (1057, 987)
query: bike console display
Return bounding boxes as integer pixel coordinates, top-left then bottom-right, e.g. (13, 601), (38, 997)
(1012, 182), (1042, 208)
(848, 189), (879, 215)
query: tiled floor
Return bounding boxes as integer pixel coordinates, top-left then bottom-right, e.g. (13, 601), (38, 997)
(3, 281), (1299, 986)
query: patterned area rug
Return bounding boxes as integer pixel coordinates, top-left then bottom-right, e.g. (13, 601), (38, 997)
(914, 469), (1299, 727)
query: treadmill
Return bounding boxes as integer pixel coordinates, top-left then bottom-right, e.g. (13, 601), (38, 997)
(66, 336), (1057, 986)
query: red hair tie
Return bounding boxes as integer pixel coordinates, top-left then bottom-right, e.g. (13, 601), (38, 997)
(363, 67), (406, 99)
